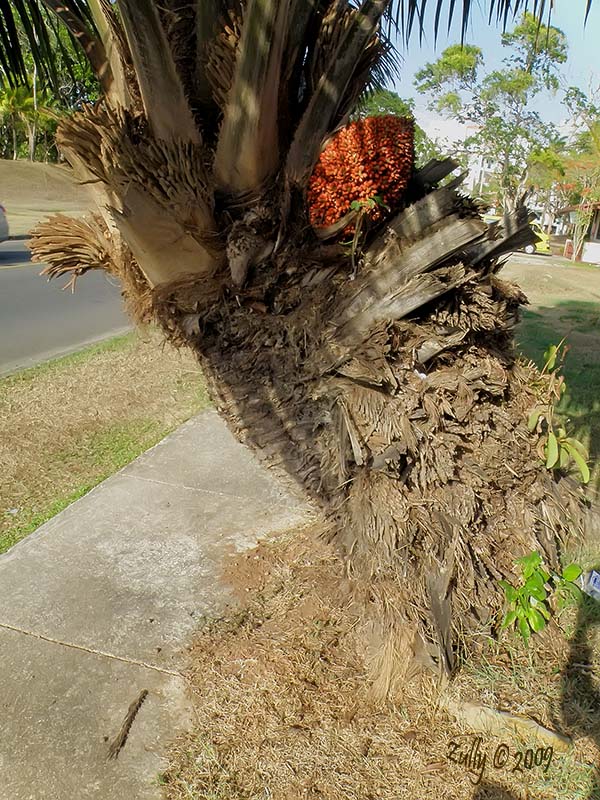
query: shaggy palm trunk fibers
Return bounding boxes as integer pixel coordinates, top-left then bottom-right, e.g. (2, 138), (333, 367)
(31, 154), (590, 692)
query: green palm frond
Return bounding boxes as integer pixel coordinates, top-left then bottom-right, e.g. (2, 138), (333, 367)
(0, 1), (71, 88)
(585, 0), (593, 24)
(1, 1), (586, 94)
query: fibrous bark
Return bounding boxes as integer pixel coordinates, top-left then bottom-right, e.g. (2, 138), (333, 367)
(26, 0), (596, 694)
(31, 132), (590, 691)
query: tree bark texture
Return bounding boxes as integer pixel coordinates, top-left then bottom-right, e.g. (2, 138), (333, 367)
(29, 108), (593, 691)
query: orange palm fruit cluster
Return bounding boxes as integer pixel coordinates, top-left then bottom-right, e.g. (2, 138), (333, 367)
(307, 115), (415, 231)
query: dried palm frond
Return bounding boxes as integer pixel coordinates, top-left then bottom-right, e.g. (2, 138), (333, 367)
(106, 689), (148, 760)
(55, 102), (224, 285)
(30, 212), (154, 322)
(285, 0), (389, 187)
(195, 0), (234, 111)
(156, 1), (200, 111)
(31, 213), (115, 292)
(304, 0), (349, 99)
(214, 0), (290, 195)
(204, 3), (243, 109)
(87, 0), (133, 108)
(117, 0), (200, 143)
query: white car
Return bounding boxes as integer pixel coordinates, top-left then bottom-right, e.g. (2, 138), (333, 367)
(0, 203), (8, 242)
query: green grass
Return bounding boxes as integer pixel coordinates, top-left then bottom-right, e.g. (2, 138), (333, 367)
(1, 330), (209, 553)
(1, 485), (95, 553)
(516, 301), (600, 482)
(1, 331), (134, 386)
(1, 418), (172, 554)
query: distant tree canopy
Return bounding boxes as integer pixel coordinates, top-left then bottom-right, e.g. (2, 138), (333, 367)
(0, 5), (98, 161)
(414, 11), (568, 211)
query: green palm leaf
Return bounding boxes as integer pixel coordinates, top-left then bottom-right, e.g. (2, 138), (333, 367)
(0, 1), (586, 95)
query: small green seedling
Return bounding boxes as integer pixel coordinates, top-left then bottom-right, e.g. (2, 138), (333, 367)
(344, 196), (391, 278)
(527, 341), (590, 484)
(553, 562), (583, 610)
(349, 195), (390, 213)
(500, 551), (583, 644)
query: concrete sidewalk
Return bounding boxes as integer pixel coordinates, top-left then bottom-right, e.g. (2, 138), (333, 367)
(0, 410), (310, 799)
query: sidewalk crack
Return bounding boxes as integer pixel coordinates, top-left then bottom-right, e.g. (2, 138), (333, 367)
(127, 473), (253, 501)
(0, 621), (184, 678)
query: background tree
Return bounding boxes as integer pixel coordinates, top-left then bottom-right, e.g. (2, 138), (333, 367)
(0, 0), (594, 690)
(559, 87), (600, 259)
(527, 139), (568, 233)
(0, 4), (97, 161)
(415, 12), (567, 211)
(0, 85), (34, 159)
(0, 82), (58, 160)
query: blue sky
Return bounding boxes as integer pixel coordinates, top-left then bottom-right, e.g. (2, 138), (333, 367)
(391, 1), (600, 143)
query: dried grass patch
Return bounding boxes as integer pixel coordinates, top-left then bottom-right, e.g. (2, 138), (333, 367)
(163, 527), (600, 800)
(0, 158), (92, 236)
(0, 329), (208, 550)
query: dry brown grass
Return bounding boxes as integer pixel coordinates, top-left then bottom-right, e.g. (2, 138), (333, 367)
(163, 527), (600, 800)
(0, 329), (208, 551)
(0, 158), (93, 236)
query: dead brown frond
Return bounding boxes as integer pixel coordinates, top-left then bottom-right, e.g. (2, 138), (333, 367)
(205, 3), (243, 108)
(30, 213), (114, 293)
(107, 689), (148, 760)
(56, 102), (224, 286)
(29, 211), (154, 325)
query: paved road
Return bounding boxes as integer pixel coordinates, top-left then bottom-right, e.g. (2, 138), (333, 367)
(0, 240), (130, 375)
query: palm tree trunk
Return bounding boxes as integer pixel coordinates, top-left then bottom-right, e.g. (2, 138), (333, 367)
(26, 120), (36, 161)
(29, 152), (587, 688)
(23, 0), (596, 692)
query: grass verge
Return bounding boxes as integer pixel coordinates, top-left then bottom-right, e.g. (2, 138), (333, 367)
(502, 255), (600, 489)
(0, 330), (209, 553)
(516, 301), (600, 489)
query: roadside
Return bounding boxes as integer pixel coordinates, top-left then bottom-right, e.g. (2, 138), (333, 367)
(0, 159), (128, 375)
(0, 158), (92, 237)
(0, 330), (209, 553)
(0, 244), (129, 376)
(503, 253), (600, 487)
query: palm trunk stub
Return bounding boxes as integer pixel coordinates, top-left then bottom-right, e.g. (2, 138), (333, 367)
(160, 179), (584, 686)
(25, 0), (593, 688)
(31, 133), (587, 687)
